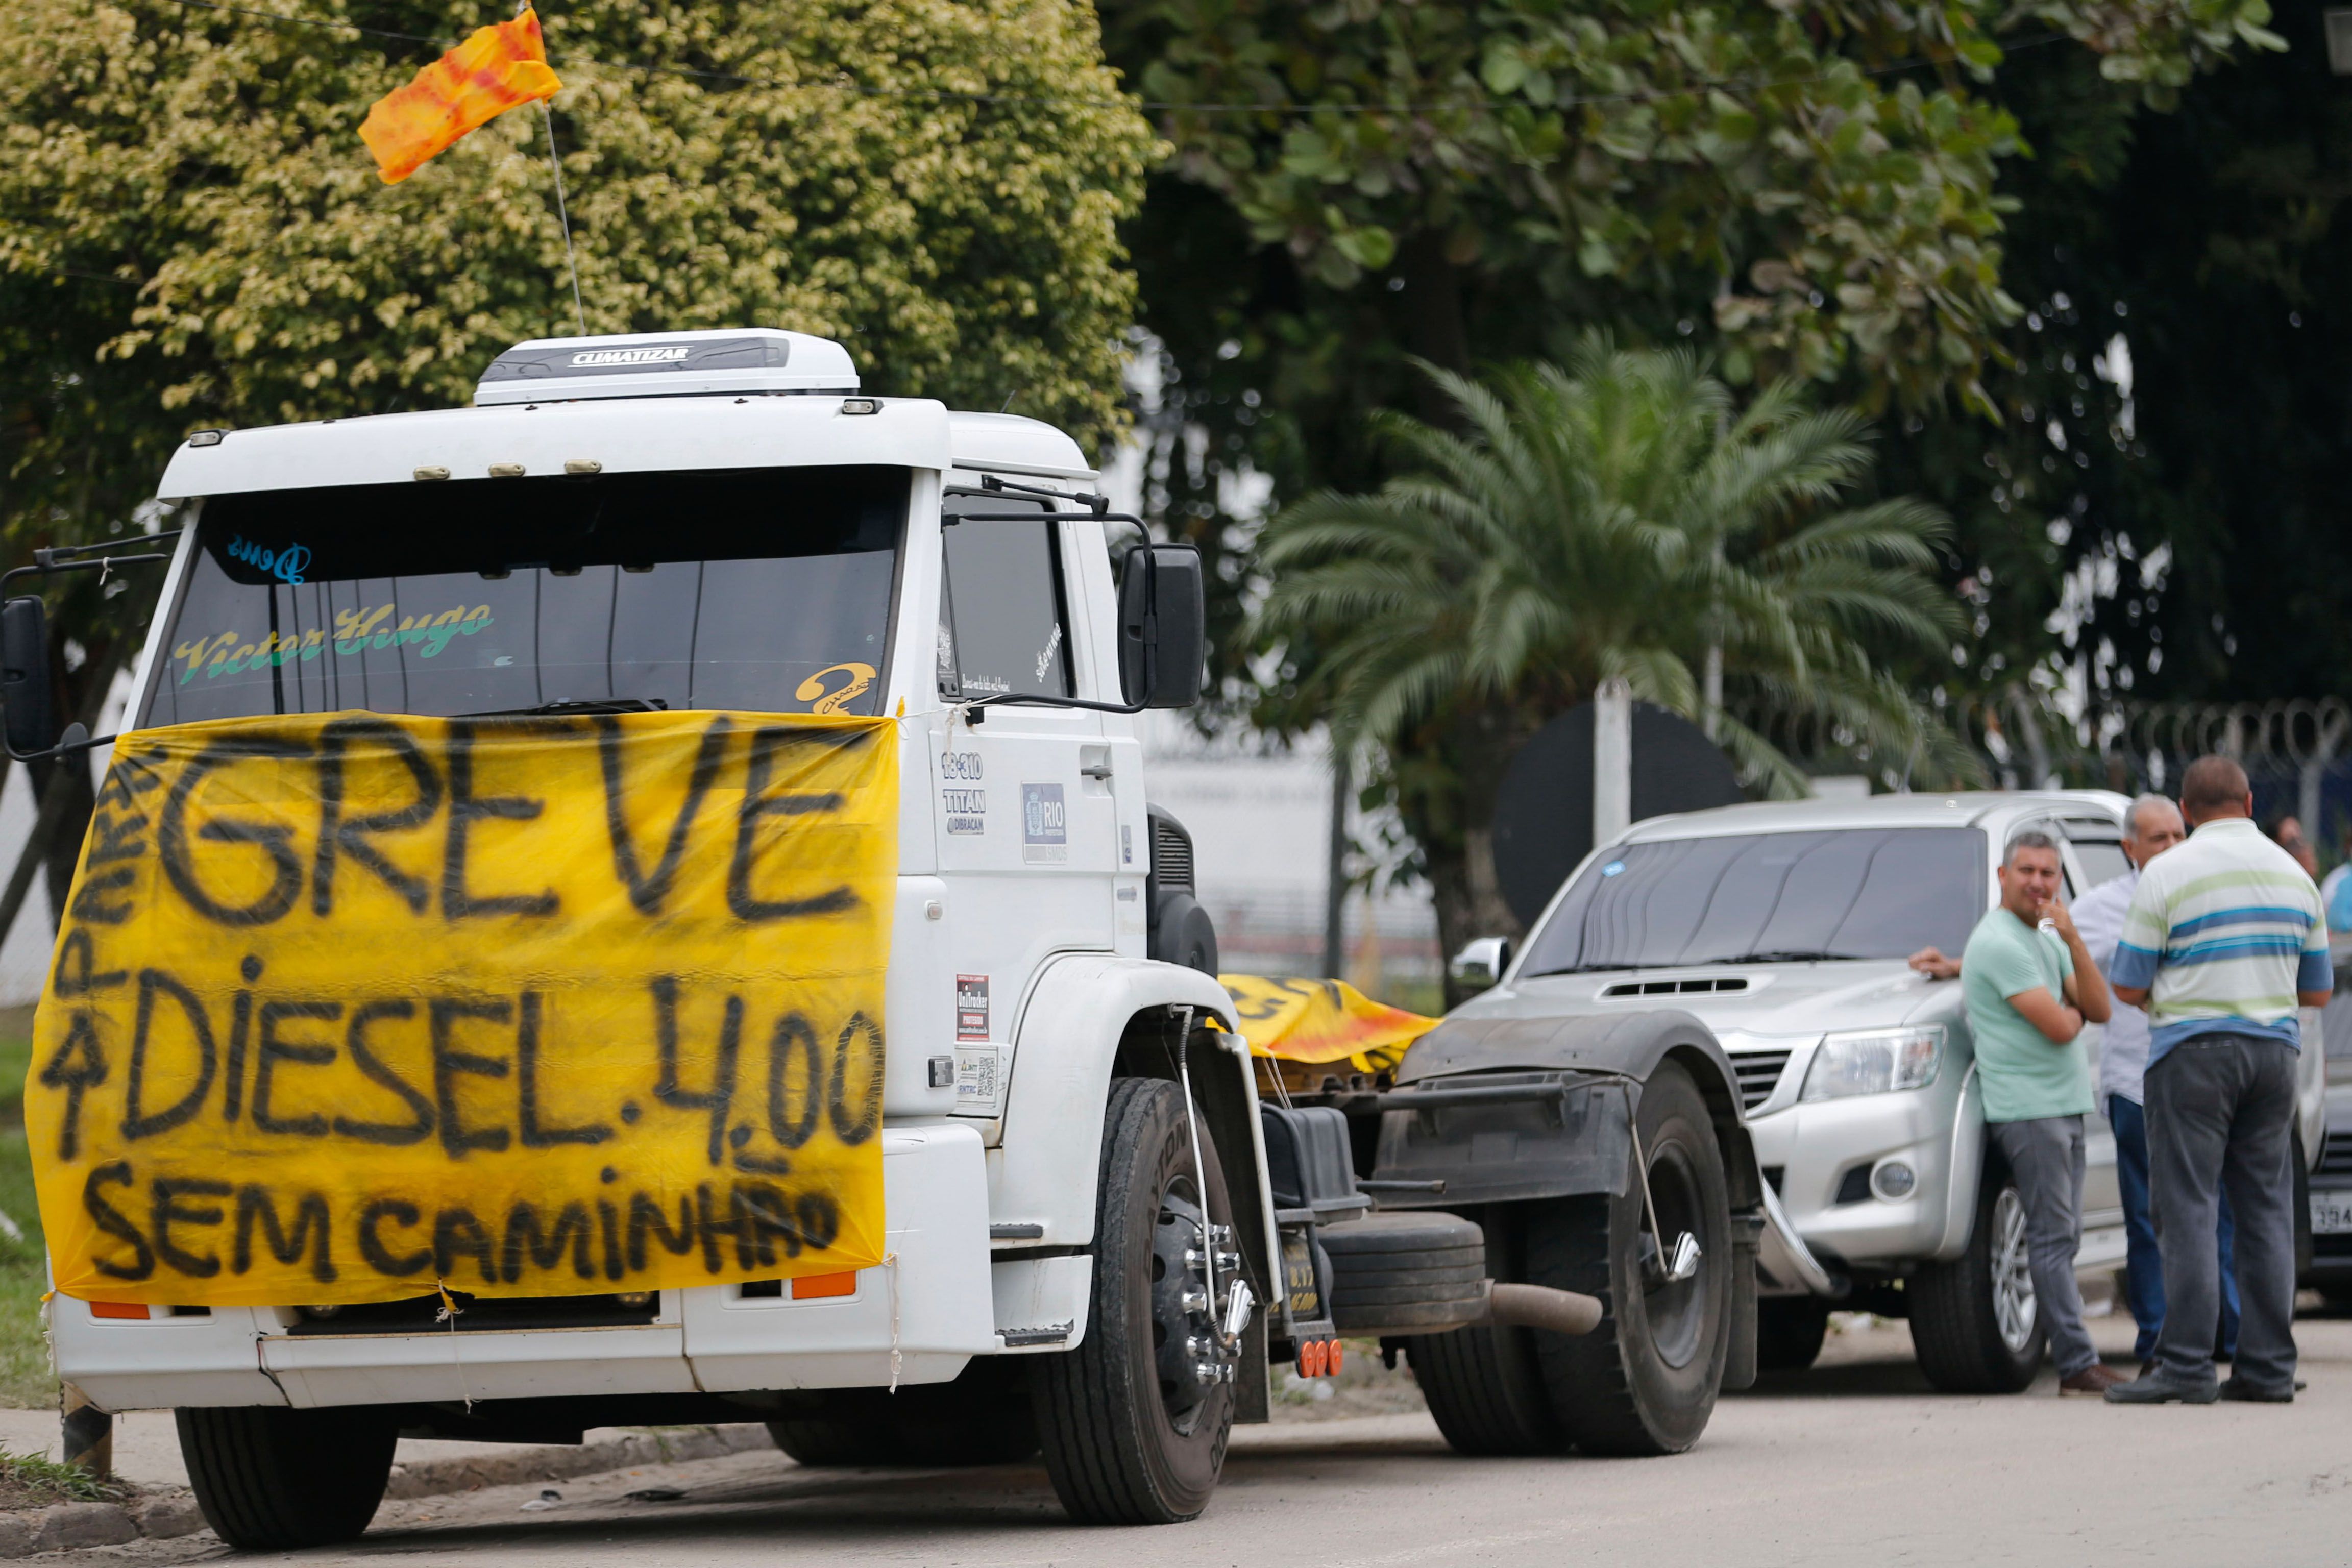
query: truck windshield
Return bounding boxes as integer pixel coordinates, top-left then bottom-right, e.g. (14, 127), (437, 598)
(142, 465), (904, 726)
(1518, 827), (1988, 976)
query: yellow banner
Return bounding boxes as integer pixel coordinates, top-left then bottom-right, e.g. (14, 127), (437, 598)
(1219, 975), (1436, 1073)
(30, 709), (896, 1307)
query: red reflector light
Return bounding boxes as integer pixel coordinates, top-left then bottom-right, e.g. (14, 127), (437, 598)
(90, 1302), (150, 1320)
(791, 1271), (858, 1300)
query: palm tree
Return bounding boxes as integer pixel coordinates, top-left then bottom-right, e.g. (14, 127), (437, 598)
(1254, 340), (1975, 966)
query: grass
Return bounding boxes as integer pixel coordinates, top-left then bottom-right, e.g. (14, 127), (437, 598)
(0, 1448), (126, 1509)
(0, 1007), (52, 1411)
(0, 1126), (49, 1410)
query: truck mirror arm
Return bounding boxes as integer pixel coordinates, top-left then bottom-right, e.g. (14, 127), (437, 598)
(0, 532), (182, 762)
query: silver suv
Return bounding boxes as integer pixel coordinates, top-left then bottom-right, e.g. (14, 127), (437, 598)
(1451, 789), (2320, 1391)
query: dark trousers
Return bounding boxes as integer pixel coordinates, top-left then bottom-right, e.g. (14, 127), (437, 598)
(2143, 1034), (2299, 1392)
(2109, 1093), (2239, 1362)
(1987, 1115), (2098, 1379)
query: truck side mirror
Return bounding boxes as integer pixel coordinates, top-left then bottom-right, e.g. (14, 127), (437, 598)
(1118, 544), (1206, 709)
(1448, 936), (1513, 994)
(0, 597), (56, 757)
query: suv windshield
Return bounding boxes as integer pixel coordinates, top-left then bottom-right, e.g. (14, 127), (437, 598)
(1518, 827), (1988, 976)
(144, 465), (903, 726)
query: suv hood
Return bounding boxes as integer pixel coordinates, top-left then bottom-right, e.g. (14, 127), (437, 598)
(1459, 958), (1961, 1046)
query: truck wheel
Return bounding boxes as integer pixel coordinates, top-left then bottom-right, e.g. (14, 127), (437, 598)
(767, 1364), (1039, 1468)
(1406, 1207), (1570, 1457)
(1911, 1169), (2044, 1393)
(177, 1405), (396, 1550)
(1754, 1297), (1831, 1373)
(765, 1402), (903, 1467)
(1527, 1061), (1732, 1456)
(1033, 1076), (1237, 1525)
(888, 1359), (1040, 1465)
(767, 1363), (1035, 1476)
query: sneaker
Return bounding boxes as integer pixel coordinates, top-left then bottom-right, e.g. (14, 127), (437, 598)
(2217, 1379), (2300, 1403)
(2061, 1365), (2128, 1396)
(2105, 1373), (2221, 1405)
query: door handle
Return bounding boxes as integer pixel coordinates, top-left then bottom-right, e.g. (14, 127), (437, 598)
(1080, 744), (1113, 780)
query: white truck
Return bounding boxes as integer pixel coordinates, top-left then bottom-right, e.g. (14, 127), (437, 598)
(12, 329), (1751, 1548)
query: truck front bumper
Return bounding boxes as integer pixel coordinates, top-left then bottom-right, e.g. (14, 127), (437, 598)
(51, 1125), (1080, 1412)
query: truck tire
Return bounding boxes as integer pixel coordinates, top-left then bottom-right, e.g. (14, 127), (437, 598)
(765, 1406), (901, 1467)
(767, 1362), (1039, 1468)
(1322, 1212), (1488, 1332)
(1754, 1297), (1831, 1373)
(1404, 1206), (1570, 1456)
(1033, 1076), (1237, 1524)
(176, 1405), (397, 1551)
(1527, 1060), (1732, 1456)
(1409, 1320), (1569, 1456)
(1910, 1166), (2044, 1393)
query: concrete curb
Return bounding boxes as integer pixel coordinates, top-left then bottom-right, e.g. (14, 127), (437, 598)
(0, 1423), (775, 1556)
(384, 1423), (775, 1500)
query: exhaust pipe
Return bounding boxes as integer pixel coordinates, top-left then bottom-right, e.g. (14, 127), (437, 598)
(1334, 1279), (1605, 1338)
(1479, 1281), (1603, 1337)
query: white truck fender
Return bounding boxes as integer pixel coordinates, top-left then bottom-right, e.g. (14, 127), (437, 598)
(991, 955), (1246, 1257)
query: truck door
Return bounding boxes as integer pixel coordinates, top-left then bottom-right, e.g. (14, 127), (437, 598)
(927, 491), (1116, 1120)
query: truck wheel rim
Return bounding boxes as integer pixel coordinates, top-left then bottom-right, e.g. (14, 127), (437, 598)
(1645, 1141), (1707, 1369)
(1991, 1186), (2038, 1354)
(1150, 1183), (1226, 1437)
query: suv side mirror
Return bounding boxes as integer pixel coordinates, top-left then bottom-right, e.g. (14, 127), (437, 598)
(0, 597), (56, 757)
(1448, 936), (1513, 994)
(1118, 544), (1206, 709)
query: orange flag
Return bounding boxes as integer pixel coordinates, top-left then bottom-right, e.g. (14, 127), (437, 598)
(359, 7), (563, 184)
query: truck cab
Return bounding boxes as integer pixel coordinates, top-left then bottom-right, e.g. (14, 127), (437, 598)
(24, 329), (1699, 1548)
(31, 330), (1266, 1537)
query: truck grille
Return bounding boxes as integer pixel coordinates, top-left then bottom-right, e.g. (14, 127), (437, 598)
(285, 1292), (658, 1335)
(1152, 819), (1194, 892)
(1730, 1050), (1793, 1112)
(2320, 1129), (2352, 1177)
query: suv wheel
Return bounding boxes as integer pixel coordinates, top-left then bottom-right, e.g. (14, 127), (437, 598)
(1911, 1171), (2045, 1393)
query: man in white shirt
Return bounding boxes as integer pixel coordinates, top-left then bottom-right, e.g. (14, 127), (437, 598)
(2071, 793), (2234, 1371)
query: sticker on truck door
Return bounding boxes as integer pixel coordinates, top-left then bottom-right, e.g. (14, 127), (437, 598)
(1021, 782), (1067, 864)
(956, 975), (990, 1041)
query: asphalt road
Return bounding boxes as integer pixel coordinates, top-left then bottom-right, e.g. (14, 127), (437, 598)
(58, 1307), (2352, 1568)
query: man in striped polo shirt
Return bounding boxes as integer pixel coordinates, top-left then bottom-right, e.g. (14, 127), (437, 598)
(2104, 756), (2331, 1405)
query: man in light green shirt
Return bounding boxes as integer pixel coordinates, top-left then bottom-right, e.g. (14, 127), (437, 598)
(1956, 828), (2117, 1393)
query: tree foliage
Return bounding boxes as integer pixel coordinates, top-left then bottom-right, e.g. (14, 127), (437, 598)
(0, 0), (1155, 929)
(1868, 9), (2352, 743)
(1106, 0), (2282, 737)
(1115, 0), (2276, 418)
(0, 0), (1158, 542)
(1254, 345), (1968, 955)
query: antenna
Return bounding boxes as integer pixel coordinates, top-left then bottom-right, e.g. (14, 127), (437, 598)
(521, 2), (586, 335)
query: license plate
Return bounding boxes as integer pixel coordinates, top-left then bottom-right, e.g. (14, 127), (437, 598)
(2313, 1194), (2352, 1235)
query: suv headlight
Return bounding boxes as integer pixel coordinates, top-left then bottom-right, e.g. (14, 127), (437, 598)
(1799, 1026), (1944, 1102)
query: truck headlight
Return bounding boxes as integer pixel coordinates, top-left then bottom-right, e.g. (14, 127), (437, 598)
(1799, 1026), (1944, 1102)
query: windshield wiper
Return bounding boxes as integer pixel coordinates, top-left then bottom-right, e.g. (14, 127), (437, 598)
(461, 698), (670, 718)
(1709, 949), (1857, 965)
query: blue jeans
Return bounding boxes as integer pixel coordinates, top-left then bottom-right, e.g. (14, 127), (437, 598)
(2110, 1094), (2238, 1362)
